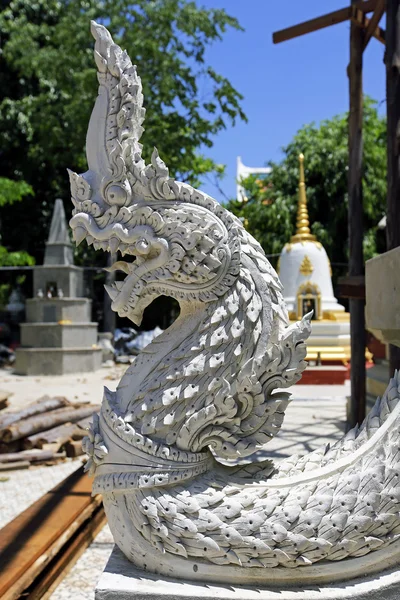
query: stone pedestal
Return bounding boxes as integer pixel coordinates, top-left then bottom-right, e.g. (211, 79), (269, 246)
(15, 298), (102, 375)
(25, 297), (92, 323)
(33, 265), (84, 298)
(15, 346), (101, 375)
(366, 247), (400, 410)
(95, 547), (400, 600)
(14, 199), (102, 375)
(366, 246), (400, 347)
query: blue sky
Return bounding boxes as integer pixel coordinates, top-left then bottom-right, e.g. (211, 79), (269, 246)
(198, 0), (386, 203)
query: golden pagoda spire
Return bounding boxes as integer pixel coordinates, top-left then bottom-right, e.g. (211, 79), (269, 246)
(290, 153), (317, 244)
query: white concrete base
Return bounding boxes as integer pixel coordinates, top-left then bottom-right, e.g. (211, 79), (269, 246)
(95, 547), (400, 600)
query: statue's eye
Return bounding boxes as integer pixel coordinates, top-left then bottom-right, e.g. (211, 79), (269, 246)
(106, 184), (128, 206)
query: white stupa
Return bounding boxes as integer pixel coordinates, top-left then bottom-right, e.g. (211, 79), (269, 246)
(278, 154), (350, 365)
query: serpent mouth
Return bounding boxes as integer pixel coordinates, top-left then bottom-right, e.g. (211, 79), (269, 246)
(69, 213), (171, 324)
(105, 238), (170, 323)
(105, 248), (168, 324)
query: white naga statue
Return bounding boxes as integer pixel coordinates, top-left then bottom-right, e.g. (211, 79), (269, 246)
(70, 22), (400, 587)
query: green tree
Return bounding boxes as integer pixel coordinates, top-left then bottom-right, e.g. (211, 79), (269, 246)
(0, 177), (34, 265)
(227, 98), (387, 271)
(0, 177), (34, 308)
(0, 0), (246, 264)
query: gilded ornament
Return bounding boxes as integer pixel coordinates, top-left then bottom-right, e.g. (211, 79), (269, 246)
(290, 154), (319, 245)
(299, 254), (314, 276)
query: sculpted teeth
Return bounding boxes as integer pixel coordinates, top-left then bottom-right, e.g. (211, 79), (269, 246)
(73, 225), (87, 246)
(104, 284), (118, 301)
(102, 240), (147, 258)
(109, 237), (120, 253)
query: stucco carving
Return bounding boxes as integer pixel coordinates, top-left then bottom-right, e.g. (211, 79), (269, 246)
(70, 22), (400, 586)
(299, 255), (313, 276)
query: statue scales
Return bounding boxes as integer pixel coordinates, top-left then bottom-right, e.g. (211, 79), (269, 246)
(68, 22), (400, 595)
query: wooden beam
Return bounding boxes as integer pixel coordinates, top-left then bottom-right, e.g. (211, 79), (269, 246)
(337, 275), (366, 299)
(272, 0), (378, 44)
(24, 504), (105, 600)
(273, 7), (352, 44)
(351, 6), (386, 45)
(0, 468), (100, 599)
(363, 0), (386, 49)
(348, 1), (366, 428)
(385, 0), (400, 375)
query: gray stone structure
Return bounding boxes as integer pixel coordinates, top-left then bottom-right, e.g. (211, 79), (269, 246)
(15, 199), (102, 375)
(365, 247), (400, 411)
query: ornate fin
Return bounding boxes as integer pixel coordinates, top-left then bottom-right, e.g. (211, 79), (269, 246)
(87, 21), (146, 207)
(85, 22), (177, 204)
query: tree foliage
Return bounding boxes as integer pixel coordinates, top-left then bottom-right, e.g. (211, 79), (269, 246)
(0, 246), (35, 267)
(0, 177), (34, 265)
(0, 0), (246, 264)
(227, 98), (387, 269)
(0, 177), (33, 207)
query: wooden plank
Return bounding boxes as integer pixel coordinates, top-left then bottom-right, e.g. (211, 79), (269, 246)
(0, 461), (30, 471)
(24, 416), (91, 450)
(2, 499), (102, 600)
(348, 3), (366, 428)
(23, 422), (82, 450)
(337, 275), (366, 298)
(272, 0), (378, 44)
(363, 0), (386, 49)
(65, 439), (85, 457)
(385, 0), (400, 375)
(0, 450), (65, 463)
(25, 506), (106, 600)
(0, 441), (21, 454)
(351, 7), (386, 44)
(273, 7), (352, 44)
(0, 396), (70, 429)
(0, 405), (97, 442)
(0, 466), (97, 599)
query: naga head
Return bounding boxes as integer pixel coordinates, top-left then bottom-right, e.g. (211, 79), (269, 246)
(69, 22), (241, 325)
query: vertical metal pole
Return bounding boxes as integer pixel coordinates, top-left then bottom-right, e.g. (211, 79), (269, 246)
(386, 0), (400, 376)
(348, 3), (366, 427)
